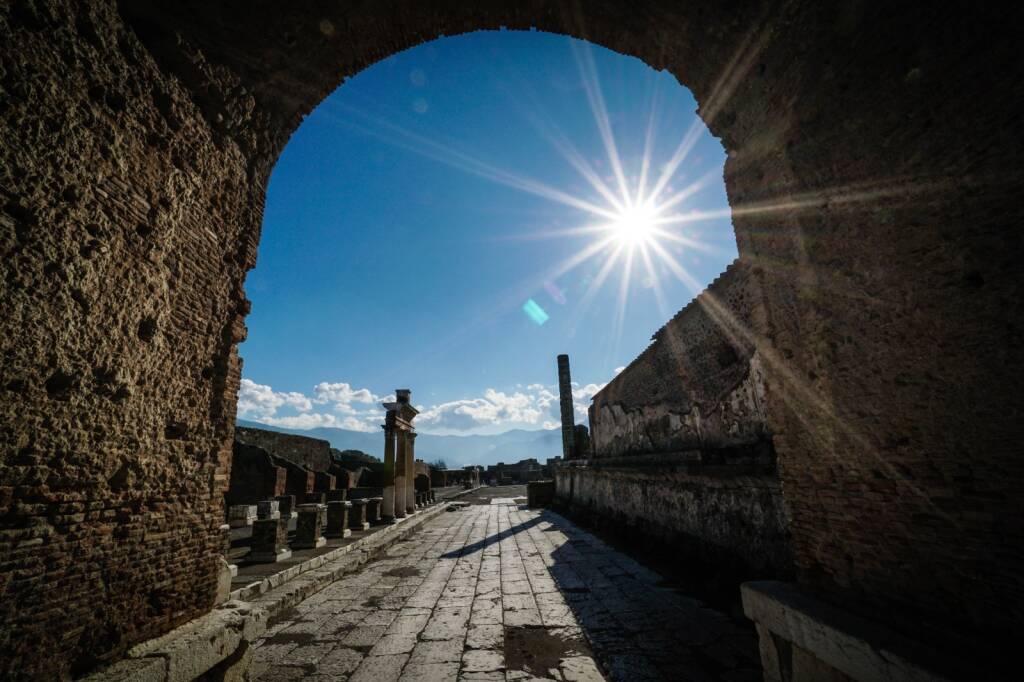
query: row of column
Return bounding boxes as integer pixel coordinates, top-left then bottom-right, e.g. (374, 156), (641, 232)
(382, 426), (417, 523)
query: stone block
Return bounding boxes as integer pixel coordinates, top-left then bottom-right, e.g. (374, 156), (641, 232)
(256, 500), (280, 520)
(326, 501), (352, 538)
(126, 601), (266, 682)
(326, 489), (348, 502)
(293, 504), (327, 549)
(275, 494), (297, 519)
(349, 499), (370, 531)
(741, 581), (953, 682)
(227, 505), (257, 528)
(305, 492), (326, 505)
(366, 497), (383, 524)
(249, 517), (292, 563)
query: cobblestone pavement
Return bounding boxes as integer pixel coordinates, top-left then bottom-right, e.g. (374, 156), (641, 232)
(248, 491), (760, 681)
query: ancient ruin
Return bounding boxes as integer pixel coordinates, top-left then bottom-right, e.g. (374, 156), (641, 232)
(1, 2), (1021, 680)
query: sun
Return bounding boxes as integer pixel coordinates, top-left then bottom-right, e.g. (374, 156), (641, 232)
(610, 203), (658, 247)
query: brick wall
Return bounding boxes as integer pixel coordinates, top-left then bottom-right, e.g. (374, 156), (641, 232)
(226, 444), (286, 507)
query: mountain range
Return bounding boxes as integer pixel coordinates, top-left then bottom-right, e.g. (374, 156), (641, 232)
(236, 419), (562, 468)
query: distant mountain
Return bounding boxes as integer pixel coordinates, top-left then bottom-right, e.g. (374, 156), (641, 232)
(236, 419), (562, 468)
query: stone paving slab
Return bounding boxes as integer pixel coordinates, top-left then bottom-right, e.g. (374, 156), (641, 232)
(247, 493), (760, 681)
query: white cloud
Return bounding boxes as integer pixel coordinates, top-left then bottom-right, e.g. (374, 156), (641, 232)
(238, 376), (609, 435)
(313, 382), (378, 409)
(256, 412), (377, 432)
(614, 366), (626, 375)
(237, 378), (312, 419)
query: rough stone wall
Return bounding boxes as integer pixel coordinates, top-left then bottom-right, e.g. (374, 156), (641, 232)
(225, 444), (286, 507)
(0, 1), (259, 677)
(235, 426), (332, 473)
(555, 463), (791, 578)
(590, 262), (769, 458)
(1, 1), (1022, 677)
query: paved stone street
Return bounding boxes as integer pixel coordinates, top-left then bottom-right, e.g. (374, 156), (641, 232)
(249, 486), (760, 681)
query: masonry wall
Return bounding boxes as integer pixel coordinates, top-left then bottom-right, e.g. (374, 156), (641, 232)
(567, 262), (791, 579)
(225, 444), (286, 507)
(0, 2), (258, 677)
(590, 262), (770, 457)
(235, 426), (332, 473)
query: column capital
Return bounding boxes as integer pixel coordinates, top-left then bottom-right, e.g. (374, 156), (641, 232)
(407, 431), (417, 441)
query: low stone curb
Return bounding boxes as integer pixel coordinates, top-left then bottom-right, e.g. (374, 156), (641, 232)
(80, 600), (267, 682)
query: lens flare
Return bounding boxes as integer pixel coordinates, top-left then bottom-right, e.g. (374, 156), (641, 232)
(610, 204), (657, 247)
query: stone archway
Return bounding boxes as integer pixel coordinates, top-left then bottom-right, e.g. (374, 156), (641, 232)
(1, 1), (1021, 677)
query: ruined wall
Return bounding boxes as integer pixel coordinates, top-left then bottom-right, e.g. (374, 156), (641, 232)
(590, 262), (769, 457)
(555, 462), (791, 579)
(1, 1), (1022, 677)
(235, 426), (332, 473)
(225, 444), (286, 507)
(572, 263), (792, 579)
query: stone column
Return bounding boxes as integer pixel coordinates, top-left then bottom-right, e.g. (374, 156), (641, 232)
(405, 432), (417, 515)
(395, 429), (408, 519)
(326, 500), (351, 538)
(557, 354), (576, 458)
(381, 424), (397, 523)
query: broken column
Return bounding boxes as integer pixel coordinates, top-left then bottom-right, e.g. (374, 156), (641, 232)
(381, 423), (397, 523)
(228, 505), (256, 528)
(256, 500), (280, 520)
(325, 500), (351, 539)
(293, 503), (326, 549)
(557, 354), (576, 459)
(366, 497), (383, 524)
(349, 498), (369, 531)
(249, 517), (291, 563)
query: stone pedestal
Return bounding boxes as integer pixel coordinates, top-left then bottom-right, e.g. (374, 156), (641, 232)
(256, 499), (280, 520)
(326, 489), (347, 502)
(366, 497), (383, 524)
(248, 517), (291, 563)
(228, 505), (256, 528)
(275, 494), (297, 519)
(429, 490), (436, 503)
(305, 492), (326, 505)
(326, 501), (352, 538)
(349, 499), (369, 531)
(293, 503), (327, 549)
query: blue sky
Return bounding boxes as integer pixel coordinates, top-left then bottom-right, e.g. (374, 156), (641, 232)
(237, 30), (736, 435)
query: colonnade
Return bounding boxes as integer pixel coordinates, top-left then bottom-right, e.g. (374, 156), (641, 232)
(381, 389), (419, 522)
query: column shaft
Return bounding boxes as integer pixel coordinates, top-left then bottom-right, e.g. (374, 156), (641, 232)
(381, 426), (397, 522)
(406, 433), (417, 514)
(395, 429), (408, 518)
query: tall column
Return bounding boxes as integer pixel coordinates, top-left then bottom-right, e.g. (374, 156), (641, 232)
(557, 354), (576, 458)
(381, 425), (397, 523)
(406, 432), (417, 515)
(394, 429), (407, 518)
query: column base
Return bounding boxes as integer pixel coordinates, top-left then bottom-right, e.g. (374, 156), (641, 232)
(350, 522), (370, 532)
(381, 515), (398, 524)
(292, 537), (327, 550)
(325, 529), (352, 539)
